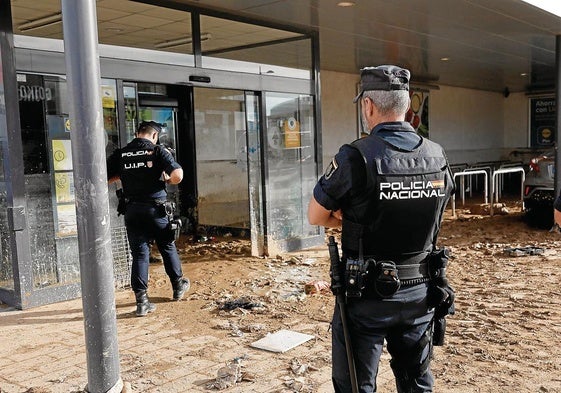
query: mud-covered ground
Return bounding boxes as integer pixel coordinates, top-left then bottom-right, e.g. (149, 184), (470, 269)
(2, 199), (561, 392)
(142, 199), (561, 392)
(432, 203), (561, 393)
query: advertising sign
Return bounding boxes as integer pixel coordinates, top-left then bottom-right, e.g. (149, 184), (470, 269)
(530, 97), (556, 147)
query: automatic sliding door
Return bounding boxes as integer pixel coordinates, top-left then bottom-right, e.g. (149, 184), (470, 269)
(192, 88), (320, 254)
(194, 88), (250, 232)
(245, 93), (264, 256)
(264, 92), (319, 253)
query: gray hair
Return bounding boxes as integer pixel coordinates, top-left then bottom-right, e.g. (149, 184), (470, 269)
(362, 90), (410, 116)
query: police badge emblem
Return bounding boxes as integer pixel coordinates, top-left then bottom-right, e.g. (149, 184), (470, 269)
(324, 157), (338, 180)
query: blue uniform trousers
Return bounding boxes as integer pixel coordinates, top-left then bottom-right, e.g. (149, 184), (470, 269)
(332, 282), (434, 393)
(125, 202), (183, 292)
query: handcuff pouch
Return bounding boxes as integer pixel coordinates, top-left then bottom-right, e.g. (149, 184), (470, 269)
(373, 260), (401, 298)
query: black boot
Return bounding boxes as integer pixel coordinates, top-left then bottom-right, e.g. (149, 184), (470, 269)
(172, 278), (191, 301)
(135, 290), (156, 317)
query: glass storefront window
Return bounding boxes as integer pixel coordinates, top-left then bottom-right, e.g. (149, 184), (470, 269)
(0, 218), (12, 289)
(17, 73), (123, 289)
(264, 92), (319, 248)
(0, 78), (14, 289)
(18, 73), (63, 288)
(200, 15), (311, 79)
(19, 73), (50, 174)
(44, 75), (76, 242)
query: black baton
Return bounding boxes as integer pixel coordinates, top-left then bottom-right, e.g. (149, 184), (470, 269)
(328, 236), (359, 393)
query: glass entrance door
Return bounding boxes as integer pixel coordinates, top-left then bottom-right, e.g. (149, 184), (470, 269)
(263, 92), (320, 253)
(193, 88), (251, 235)
(193, 88), (320, 255)
(244, 93), (264, 256)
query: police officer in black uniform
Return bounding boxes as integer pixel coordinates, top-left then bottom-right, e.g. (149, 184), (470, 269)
(554, 195), (561, 228)
(107, 121), (190, 317)
(308, 65), (455, 392)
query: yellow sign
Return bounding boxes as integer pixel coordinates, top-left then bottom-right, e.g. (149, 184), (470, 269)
(52, 139), (73, 171)
(101, 85), (116, 109)
(284, 117), (301, 148)
(54, 172), (75, 203)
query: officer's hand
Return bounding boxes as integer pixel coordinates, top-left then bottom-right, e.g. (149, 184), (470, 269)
(331, 210), (343, 221)
(160, 171), (171, 182)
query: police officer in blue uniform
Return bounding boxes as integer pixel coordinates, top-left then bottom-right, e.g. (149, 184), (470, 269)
(107, 121), (190, 317)
(308, 65), (455, 392)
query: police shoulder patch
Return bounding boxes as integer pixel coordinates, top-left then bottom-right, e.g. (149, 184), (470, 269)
(324, 157), (339, 180)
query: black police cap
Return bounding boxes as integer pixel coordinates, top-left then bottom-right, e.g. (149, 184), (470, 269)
(353, 65), (410, 103)
(138, 120), (163, 134)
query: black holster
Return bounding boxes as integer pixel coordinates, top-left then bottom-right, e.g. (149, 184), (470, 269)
(116, 189), (128, 216)
(162, 201), (182, 240)
(427, 247), (455, 346)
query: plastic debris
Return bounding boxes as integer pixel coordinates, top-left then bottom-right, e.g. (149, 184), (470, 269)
(206, 356), (248, 390)
(503, 246), (544, 257)
(304, 280), (331, 295)
(251, 329), (314, 353)
(218, 297), (263, 311)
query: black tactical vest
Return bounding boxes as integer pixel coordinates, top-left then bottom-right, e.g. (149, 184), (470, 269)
(119, 139), (167, 200)
(341, 134), (454, 265)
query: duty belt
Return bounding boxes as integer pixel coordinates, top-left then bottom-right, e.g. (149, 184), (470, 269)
(367, 260), (430, 285)
(343, 256), (430, 283)
(397, 262), (429, 283)
(129, 198), (167, 206)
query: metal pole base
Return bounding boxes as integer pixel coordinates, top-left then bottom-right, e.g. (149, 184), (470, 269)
(85, 378), (130, 393)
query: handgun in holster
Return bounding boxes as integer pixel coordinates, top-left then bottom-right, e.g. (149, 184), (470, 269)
(163, 201), (182, 240)
(116, 188), (128, 216)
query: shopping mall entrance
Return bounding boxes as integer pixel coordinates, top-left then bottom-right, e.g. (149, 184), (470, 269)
(1, 74), (322, 308)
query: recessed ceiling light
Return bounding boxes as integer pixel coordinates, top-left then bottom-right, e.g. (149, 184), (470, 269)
(520, 72), (528, 76)
(440, 57), (450, 61)
(337, 1), (356, 7)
